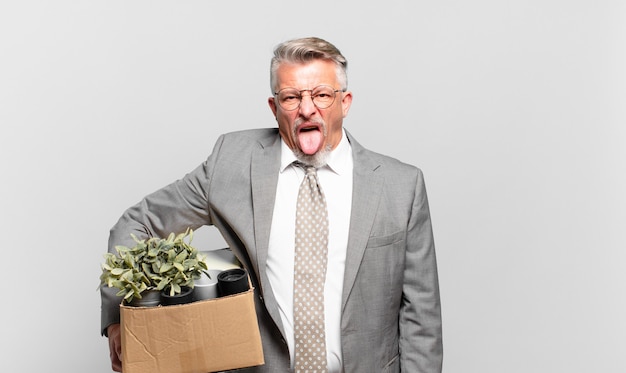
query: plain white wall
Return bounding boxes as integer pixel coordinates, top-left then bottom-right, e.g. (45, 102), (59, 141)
(1, 1), (624, 372)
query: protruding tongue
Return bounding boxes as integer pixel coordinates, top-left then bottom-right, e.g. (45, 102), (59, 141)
(298, 128), (323, 155)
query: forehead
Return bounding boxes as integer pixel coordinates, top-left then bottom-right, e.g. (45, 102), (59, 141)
(275, 60), (338, 89)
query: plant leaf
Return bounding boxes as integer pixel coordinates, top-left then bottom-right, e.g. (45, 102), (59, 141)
(159, 263), (173, 273)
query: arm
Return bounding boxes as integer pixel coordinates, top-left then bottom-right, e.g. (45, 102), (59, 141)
(100, 135), (226, 332)
(399, 169), (443, 372)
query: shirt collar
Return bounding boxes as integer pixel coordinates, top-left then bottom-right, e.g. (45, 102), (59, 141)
(279, 128), (352, 175)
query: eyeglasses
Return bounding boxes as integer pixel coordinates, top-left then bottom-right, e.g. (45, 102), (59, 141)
(274, 85), (344, 111)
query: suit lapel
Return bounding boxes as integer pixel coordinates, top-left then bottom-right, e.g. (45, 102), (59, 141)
(250, 135), (280, 276)
(250, 132), (286, 335)
(341, 132), (383, 312)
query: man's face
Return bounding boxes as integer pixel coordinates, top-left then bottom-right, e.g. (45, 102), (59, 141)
(269, 59), (352, 165)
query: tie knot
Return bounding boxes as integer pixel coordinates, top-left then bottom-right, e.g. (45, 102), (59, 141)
(294, 161), (317, 176)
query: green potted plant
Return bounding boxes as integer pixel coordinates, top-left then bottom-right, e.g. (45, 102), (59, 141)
(152, 228), (208, 305)
(99, 228), (208, 306)
(99, 235), (161, 306)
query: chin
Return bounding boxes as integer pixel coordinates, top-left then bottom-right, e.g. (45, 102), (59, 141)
(294, 144), (332, 168)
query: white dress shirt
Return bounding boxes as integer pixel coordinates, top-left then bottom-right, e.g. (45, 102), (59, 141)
(267, 129), (353, 372)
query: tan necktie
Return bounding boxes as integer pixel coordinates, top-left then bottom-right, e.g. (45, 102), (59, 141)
(293, 163), (329, 372)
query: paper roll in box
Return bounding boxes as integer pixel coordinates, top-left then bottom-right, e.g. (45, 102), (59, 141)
(120, 278), (264, 373)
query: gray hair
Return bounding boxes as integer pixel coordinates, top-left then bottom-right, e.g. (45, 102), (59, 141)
(270, 37), (348, 93)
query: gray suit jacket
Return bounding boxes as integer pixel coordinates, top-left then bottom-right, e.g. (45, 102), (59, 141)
(101, 128), (442, 372)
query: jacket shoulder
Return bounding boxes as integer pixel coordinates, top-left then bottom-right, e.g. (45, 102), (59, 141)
(221, 128), (279, 144)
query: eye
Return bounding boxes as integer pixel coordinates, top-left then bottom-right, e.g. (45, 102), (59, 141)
(280, 91), (300, 102)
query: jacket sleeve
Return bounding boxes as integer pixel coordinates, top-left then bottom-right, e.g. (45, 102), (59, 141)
(399, 168), (443, 372)
(99, 135), (226, 335)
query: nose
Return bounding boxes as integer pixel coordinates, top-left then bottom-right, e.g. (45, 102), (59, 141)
(298, 92), (317, 117)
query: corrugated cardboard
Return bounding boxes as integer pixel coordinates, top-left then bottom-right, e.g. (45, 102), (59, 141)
(120, 285), (264, 373)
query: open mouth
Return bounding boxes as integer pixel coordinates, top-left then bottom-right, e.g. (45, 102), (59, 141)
(301, 127), (317, 132)
(296, 123), (324, 155)
(298, 124), (321, 132)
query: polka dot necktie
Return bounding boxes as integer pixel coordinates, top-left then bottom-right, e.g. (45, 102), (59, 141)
(293, 162), (329, 372)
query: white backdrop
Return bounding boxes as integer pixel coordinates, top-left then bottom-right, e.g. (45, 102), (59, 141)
(1, 1), (624, 372)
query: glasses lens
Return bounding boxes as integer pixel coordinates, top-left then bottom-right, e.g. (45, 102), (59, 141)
(312, 86), (336, 109)
(277, 89), (300, 111)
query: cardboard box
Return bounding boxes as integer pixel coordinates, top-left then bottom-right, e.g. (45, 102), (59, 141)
(120, 285), (264, 373)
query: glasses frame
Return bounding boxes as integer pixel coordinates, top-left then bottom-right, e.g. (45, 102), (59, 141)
(273, 85), (345, 111)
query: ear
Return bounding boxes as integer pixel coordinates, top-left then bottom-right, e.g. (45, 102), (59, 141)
(268, 96), (278, 118)
(341, 91), (353, 118)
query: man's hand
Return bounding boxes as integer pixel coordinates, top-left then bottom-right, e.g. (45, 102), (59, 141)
(107, 323), (122, 372)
